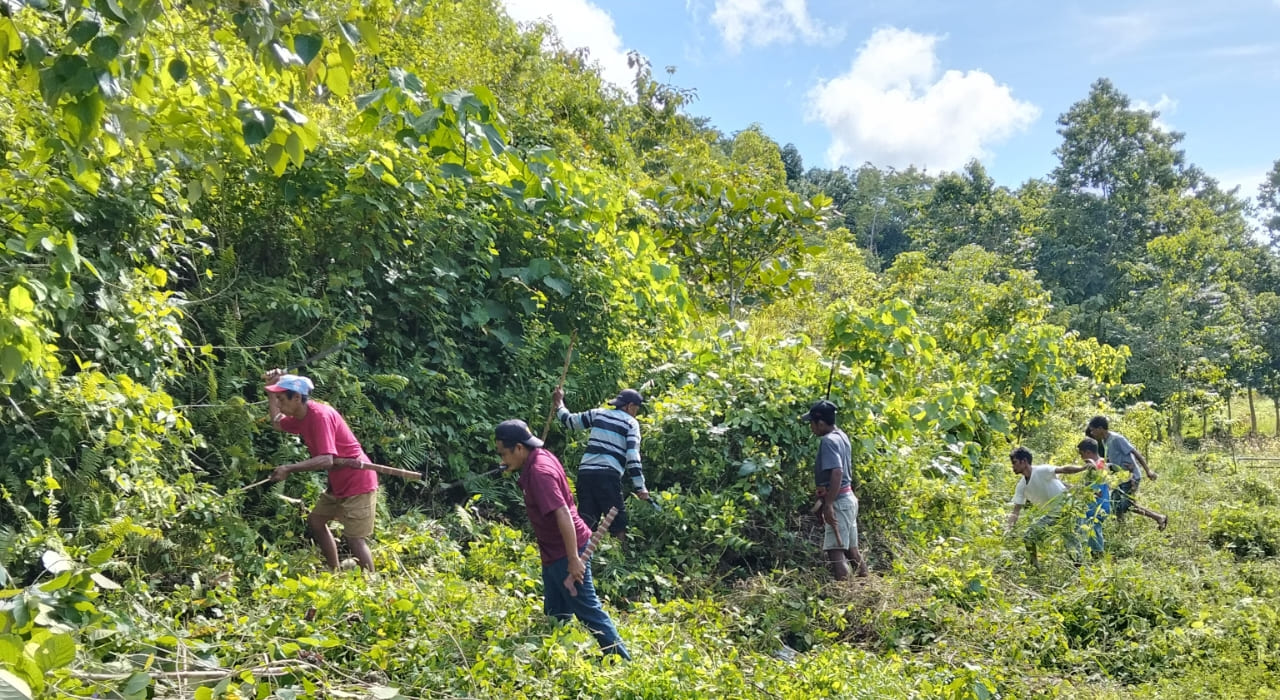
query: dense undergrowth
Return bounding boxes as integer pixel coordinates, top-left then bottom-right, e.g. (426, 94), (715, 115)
(3, 0), (1280, 697)
(5, 446), (1280, 698)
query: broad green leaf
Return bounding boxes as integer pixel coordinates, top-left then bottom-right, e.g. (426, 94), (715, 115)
(285, 132), (304, 167)
(33, 633), (75, 672)
(0, 635), (19, 665)
(119, 672), (150, 699)
(240, 109), (274, 146)
(68, 19), (100, 46)
(0, 669), (31, 700)
(7, 285), (33, 313)
(325, 65), (349, 97)
(0, 347), (22, 381)
(89, 35), (119, 61)
(542, 276), (571, 297)
(265, 143), (287, 176)
(86, 547), (114, 567)
(38, 572), (71, 592)
(292, 34), (322, 65)
(167, 58), (187, 83)
(370, 687), (401, 700)
(97, 0), (127, 23)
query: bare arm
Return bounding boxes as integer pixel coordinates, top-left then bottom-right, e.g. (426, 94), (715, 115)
(270, 454), (335, 481)
(1133, 448), (1155, 479)
(822, 467), (843, 522)
(1055, 464), (1088, 475)
(553, 506), (585, 594)
(1005, 504), (1023, 533)
(263, 368), (285, 430)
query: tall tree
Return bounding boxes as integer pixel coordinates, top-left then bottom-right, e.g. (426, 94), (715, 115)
(730, 124), (787, 189)
(781, 143), (805, 187)
(911, 160), (1025, 263)
(1037, 79), (1188, 318)
(1259, 160), (1280, 245)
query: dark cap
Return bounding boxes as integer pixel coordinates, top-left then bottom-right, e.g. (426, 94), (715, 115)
(799, 400), (837, 424)
(610, 388), (644, 408)
(494, 419), (544, 449)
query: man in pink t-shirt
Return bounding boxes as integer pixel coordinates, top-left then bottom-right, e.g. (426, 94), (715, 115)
(263, 369), (378, 571)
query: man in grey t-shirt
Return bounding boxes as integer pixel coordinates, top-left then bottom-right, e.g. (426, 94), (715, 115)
(801, 400), (868, 580)
(1086, 415), (1168, 531)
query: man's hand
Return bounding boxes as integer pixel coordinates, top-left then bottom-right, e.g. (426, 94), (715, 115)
(263, 368), (284, 384)
(269, 465), (291, 482)
(564, 555), (585, 596)
(1147, 471), (1158, 481)
(636, 489), (651, 501)
(551, 387), (564, 407)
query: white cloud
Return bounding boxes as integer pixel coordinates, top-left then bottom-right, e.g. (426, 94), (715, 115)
(501, 0), (634, 90)
(710, 0), (843, 52)
(807, 27), (1040, 172)
(1134, 94), (1178, 131)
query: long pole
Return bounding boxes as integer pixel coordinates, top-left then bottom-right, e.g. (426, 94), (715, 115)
(541, 331), (577, 442)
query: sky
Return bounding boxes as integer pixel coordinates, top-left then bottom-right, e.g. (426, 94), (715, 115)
(499, 0), (1280, 200)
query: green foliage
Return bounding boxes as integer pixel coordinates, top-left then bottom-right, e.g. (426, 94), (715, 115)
(1208, 503), (1280, 559)
(2, 1), (1280, 698)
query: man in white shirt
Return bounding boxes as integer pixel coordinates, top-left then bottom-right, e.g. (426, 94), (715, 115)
(1005, 446), (1077, 569)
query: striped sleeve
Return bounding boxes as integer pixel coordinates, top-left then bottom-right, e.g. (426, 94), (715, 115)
(625, 417), (645, 491)
(557, 406), (595, 431)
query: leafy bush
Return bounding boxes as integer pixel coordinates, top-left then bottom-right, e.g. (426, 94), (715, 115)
(1208, 503), (1280, 559)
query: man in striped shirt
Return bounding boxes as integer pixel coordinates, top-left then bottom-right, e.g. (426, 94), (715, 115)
(553, 387), (652, 547)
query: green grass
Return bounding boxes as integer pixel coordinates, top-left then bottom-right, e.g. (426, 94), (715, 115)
(32, 444), (1275, 699)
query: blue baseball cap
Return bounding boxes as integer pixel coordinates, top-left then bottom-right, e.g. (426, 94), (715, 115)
(610, 389), (644, 408)
(265, 374), (314, 396)
(494, 419), (544, 448)
(799, 400), (837, 424)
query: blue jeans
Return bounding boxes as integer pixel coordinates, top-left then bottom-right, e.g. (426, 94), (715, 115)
(1079, 484), (1111, 554)
(541, 551), (630, 659)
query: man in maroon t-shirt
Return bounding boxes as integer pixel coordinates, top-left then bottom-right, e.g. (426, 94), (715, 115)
(494, 419), (630, 659)
(264, 369), (378, 571)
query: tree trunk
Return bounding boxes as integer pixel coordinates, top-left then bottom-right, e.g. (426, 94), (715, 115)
(1201, 408), (1208, 438)
(1226, 394), (1233, 422)
(1247, 387), (1258, 437)
(1170, 405), (1183, 446)
(1274, 397), (1279, 439)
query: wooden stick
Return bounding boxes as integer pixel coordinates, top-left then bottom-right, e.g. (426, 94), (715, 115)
(566, 506), (617, 594)
(332, 458), (423, 481)
(541, 331), (577, 442)
(238, 478), (272, 492)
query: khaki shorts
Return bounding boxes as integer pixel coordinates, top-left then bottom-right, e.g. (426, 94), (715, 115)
(823, 495), (860, 551)
(312, 490), (376, 539)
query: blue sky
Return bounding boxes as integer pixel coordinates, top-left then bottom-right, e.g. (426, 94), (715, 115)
(501, 0), (1280, 199)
